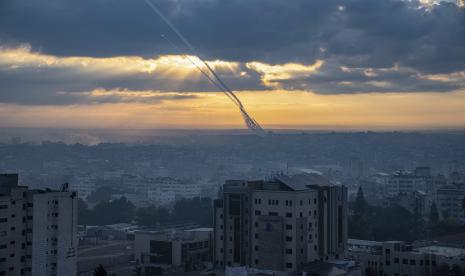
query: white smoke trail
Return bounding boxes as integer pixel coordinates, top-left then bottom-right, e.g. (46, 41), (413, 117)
(144, 0), (265, 136)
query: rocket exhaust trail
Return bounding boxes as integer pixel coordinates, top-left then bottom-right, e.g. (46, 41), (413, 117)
(161, 35), (239, 105)
(144, 0), (265, 136)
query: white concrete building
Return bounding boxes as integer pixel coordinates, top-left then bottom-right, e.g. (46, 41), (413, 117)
(0, 174), (77, 276)
(148, 177), (202, 206)
(436, 187), (465, 224)
(387, 171), (427, 196)
(214, 173), (347, 273)
(348, 239), (465, 276)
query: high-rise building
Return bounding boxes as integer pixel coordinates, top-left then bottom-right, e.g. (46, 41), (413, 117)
(213, 173), (347, 273)
(0, 174), (77, 276)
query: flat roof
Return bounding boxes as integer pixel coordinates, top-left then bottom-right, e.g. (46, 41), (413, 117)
(415, 246), (465, 258)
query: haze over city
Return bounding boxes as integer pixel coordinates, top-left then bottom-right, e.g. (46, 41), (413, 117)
(1, 0), (465, 276)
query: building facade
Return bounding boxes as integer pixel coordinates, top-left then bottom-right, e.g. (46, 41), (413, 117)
(213, 173), (347, 273)
(387, 171), (427, 196)
(0, 174), (77, 276)
(134, 228), (213, 275)
(436, 187), (465, 224)
(348, 239), (465, 276)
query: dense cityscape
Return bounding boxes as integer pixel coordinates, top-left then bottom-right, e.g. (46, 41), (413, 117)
(2, 0), (465, 275)
(0, 131), (464, 275)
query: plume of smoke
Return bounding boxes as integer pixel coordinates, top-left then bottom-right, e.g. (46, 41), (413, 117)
(144, 0), (265, 136)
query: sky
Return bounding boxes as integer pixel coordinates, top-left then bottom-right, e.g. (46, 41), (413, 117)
(1, 0), (465, 130)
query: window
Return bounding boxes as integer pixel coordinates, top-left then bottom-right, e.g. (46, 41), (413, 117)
(0, 218), (7, 223)
(269, 212), (278, 216)
(394, 258), (399, 264)
(300, 200), (303, 206)
(402, 259), (408, 265)
(286, 224), (292, 230)
(286, 248), (292, 254)
(0, 205), (7, 210)
(286, 263), (293, 269)
(286, 236), (292, 242)
(254, 259), (259, 265)
(255, 246), (258, 251)
(255, 234), (259, 239)
(410, 260), (416, 265)
(286, 212), (292, 218)
(255, 210), (261, 215)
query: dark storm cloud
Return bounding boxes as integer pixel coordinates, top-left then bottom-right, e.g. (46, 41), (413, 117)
(0, 0), (463, 71)
(0, 55), (265, 105)
(0, 0), (465, 104)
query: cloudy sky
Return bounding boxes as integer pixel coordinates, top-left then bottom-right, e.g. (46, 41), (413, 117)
(1, 0), (465, 130)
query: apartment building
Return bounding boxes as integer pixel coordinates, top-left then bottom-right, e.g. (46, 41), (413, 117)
(213, 173), (347, 273)
(387, 171), (427, 196)
(348, 239), (465, 276)
(0, 174), (77, 276)
(436, 186), (465, 224)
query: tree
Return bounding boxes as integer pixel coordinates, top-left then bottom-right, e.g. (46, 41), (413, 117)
(354, 186), (368, 215)
(451, 264), (463, 276)
(412, 196), (425, 239)
(89, 197), (135, 225)
(78, 198), (92, 225)
(462, 197), (465, 216)
(137, 205), (171, 226)
(172, 197), (213, 226)
(429, 202), (439, 224)
(87, 186), (113, 204)
(434, 263), (450, 276)
(93, 264), (107, 276)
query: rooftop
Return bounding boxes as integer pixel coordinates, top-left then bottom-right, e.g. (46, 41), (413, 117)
(415, 246), (465, 258)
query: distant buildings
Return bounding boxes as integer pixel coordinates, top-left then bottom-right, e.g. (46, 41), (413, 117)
(134, 227), (213, 275)
(147, 177), (202, 206)
(348, 239), (465, 276)
(386, 171), (427, 196)
(436, 187), (465, 224)
(213, 173), (347, 273)
(0, 174), (77, 276)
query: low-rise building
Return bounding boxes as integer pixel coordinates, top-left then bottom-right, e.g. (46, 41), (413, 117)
(348, 239), (465, 276)
(134, 228), (213, 275)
